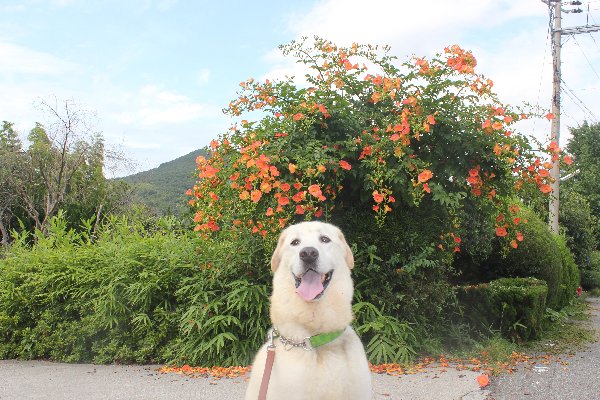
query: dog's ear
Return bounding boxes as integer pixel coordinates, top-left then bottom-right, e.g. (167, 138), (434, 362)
(337, 230), (354, 269)
(271, 229), (288, 272)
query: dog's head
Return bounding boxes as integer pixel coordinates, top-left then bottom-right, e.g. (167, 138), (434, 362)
(270, 221), (354, 302)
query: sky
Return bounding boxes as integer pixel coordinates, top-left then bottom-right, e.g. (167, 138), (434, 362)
(1, 0), (599, 177)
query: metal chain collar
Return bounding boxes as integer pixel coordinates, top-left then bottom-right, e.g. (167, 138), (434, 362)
(269, 327), (314, 351)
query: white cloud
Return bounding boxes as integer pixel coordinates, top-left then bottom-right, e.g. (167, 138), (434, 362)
(196, 68), (210, 85)
(109, 84), (217, 127)
(0, 41), (76, 76)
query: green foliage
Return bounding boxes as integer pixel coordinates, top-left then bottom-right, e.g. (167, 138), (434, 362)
(457, 277), (548, 341)
(353, 301), (417, 364)
(581, 271), (600, 290)
(482, 208), (565, 309)
(0, 213), (198, 363)
(560, 190), (598, 269)
(565, 122), (600, 229)
(120, 149), (206, 216)
(553, 234), (580, 308)
(174, 232), (271, 366)
(189, 37), (553, 253)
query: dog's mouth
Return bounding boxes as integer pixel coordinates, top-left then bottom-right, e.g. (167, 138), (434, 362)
(293, 269), (333, 301)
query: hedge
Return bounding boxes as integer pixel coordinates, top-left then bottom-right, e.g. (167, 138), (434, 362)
(457, 277), (548, 341)
(581, 270), (600, 290)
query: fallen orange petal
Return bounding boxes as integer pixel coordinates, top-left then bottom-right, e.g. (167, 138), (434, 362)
(477, 373), (490, 388)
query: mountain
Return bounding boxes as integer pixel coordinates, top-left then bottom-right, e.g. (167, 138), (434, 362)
(119, 148), (206, 215)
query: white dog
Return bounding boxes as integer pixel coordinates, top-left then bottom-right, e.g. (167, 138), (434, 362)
(245, 221), (372, 400)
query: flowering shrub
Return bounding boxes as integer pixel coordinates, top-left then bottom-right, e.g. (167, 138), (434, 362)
(188, 37), (568, 252)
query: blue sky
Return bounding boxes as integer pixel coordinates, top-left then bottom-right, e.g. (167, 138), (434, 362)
(1, 0), (599, 176)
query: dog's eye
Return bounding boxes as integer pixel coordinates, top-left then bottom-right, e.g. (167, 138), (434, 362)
(291, 239), (300, 246)
(320, 235), (331, 243)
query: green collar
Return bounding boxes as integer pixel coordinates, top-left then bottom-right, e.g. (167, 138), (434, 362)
(309, 329), (345, 348)
(271, 327), (346, 350)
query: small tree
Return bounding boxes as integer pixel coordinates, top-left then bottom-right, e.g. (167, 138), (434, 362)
(0, 122), (25, 246)
(2, 98), (130, 239)
(564, 121), (600, 245)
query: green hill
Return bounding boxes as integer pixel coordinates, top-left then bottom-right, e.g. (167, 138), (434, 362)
(119, 148), (206, 215)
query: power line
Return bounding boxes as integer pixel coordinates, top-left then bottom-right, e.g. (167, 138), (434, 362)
(572, 35), (600, 82)
(560, 79), (599, 121)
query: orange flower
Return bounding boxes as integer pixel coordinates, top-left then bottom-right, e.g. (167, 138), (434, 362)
(427, 114), (436, 125)
(563, 155), (573, 165)
(265, 207), (274, 216)
(540, 184), (552, 194)
(288, 163), (297, 173)
(545, 113), (555, 120)
(199, 165), (220, 179)
(295, 205), (305, 215)
(278, 196), (290, 206)
(468, 168), (479, 177)
(293, 113), (305, 121)
(371, 92), (382, 103)
(418, 169), (433, 183)
(423, 183), (431, 193)
(372, 191), (384, 203)
(317, 164), (326, 173)
(510, 240), (518, 249)
(250, 190), (262, 203)
(280, 183), (291, 192)
(477, 374), (490, 388)
(339, 160), (352, 170)
(516, 232), (524, 242)
(239, 191), (250, 200)
(308, 184), (323, 198)
(495, 227), (508, 237)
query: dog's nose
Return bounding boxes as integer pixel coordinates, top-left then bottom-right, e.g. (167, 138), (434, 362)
(299, 246), (319, 263)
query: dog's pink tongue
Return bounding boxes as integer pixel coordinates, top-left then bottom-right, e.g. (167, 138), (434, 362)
(296, 270), (324, 301)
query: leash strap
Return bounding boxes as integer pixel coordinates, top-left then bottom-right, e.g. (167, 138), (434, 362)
(258, 347), (275, 400)
(257, 327), (345, 399)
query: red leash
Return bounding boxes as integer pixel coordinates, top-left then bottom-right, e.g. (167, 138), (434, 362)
(258, 347), (275, 400)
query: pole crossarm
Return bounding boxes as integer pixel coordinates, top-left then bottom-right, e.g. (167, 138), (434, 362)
(558, 24), (600, 35)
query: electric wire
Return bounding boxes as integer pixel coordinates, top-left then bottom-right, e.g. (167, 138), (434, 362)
(561, 78), (599, 121)
(572, 35), (600, 82)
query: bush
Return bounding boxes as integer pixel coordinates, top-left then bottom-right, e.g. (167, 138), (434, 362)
(483, 208), (564, 308)
(581, 270), (600, 290)
(560, 190), (598, 269)
(457, 277), (548, 341)
(0, 214), (199, 363)
(580, 251), (600, 290)
(0, 213), (423, 366)
(554, 234), (580, 307)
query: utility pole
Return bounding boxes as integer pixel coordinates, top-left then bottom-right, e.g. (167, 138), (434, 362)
(544, 0), (600, 233)
(549, 0), (561, 234)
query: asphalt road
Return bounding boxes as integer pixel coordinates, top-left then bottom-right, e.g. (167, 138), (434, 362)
(0, 359), (487, 400)
(487, 296), (600, 400)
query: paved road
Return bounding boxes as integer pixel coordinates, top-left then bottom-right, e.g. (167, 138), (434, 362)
(487, 296), (600, 400)
(0, 359), (487, 400)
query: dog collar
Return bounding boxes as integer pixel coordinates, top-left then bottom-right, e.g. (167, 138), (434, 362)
(270, 327), (345, 351)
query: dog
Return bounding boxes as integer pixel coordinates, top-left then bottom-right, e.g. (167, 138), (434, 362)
(245, 221), (372, 400)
